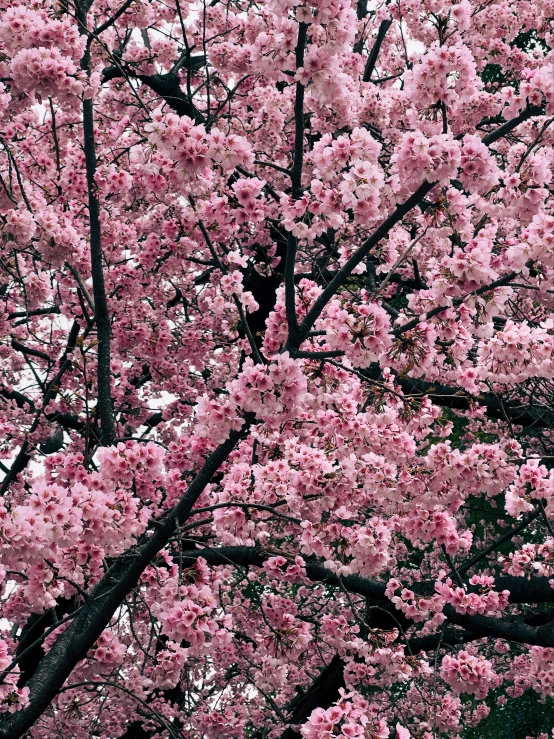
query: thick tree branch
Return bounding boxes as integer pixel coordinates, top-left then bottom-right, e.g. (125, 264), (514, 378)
(295, 180), (436, 343)
(8, 307), (60, 321)
(10, 340), (50, 363)
(482, 105), (545, 146)
(82, 99), (116, 446)
(279, 655), (345, 739)
(363, 20), (392, 83)
(173, 546), (554, 645)
(284, 22), (308, 347)
(363, 365), (554, 429)
(101, 66), (204, 122)
(407, 628), (477, 653)
(79, 9), (117, 446)
(0, 425), (248, 738)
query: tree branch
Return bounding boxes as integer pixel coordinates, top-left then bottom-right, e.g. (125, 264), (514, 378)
(10, 340), (51, 362)
(93, 0), (137, 36)
(482, 105), (545, 146)
(295, 180), (436, 344)
(279, 655), (345, 739)
(363, 20), (392, 83)
(172, 546), (554, 646)
(362, 366), (554, 429)
(0, 425), (248, 738)
(101, 67), (204, 123)
(284, 21), (308, 347)
(80, 12), (117, 446)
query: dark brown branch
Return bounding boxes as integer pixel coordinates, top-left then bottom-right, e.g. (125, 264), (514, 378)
(0, 321), (82, 496)
(363, 20), (392, 83)
(171, 547), (554, 644)
(10, 340), (50, 362)
(284, 22), (308, 347)
(294, 105), (546, 347)
(458, 506), (543, 575)
(8, 307), (60, 320)
(279, 656), (345, 739)
(101, 67), (203, 123)
(0, 426), (248, 738)
(407, 628), (477, 653)
(80, 14), (117, 446)
(66, 263), (95, 312)
(442, 606), (554, 647)
(482, 105), (545, 146)
(94, 0), (137, 36)
(362, 366), (554, 429)
(0, 441), (31, 497)
(296, 180), (436, 344)
(0, 387), (35, 411)
(394, 270), (519, 336)
(291, 350), (345, 360)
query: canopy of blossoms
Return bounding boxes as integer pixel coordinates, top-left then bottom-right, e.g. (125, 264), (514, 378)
(0, 0), (553, 736)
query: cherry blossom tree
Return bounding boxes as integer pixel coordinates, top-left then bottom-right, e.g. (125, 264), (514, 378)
(0, 0), (553, 736)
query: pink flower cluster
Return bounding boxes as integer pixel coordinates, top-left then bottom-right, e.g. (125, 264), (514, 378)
(231, 177), (267, 220)
(281, 128), (386, 241)
(402, 506), (472, 555)
(0, 639), (29, 714)
(405, 42), (481, 112)
(477, 320), (554, 384)
(0, 477), (150, 590)
(195, 393), (245, 443)
(505, 457), (554, 518)
(436, 575), (510, 615)
(440, 650), (496, 698)
(346, 519), (392, 577)
(262, 555), (307, 582)
(499, 538), (554, 578)
(444, 237), (498, 288)
(9, 47), (83, 101)
(510, 212), (554, 270)
(88, 629), (127, 675)
(312, 128), (382, 183)
(511, 647), (554, 699)
(146, 108), (253, 181)
(262, 596), (312, 657)
(220, 270), (259, 313)
(4, 209), (36, 246)
(34, 209), (82, 267)
(157, 585), (219, 647)
(0, 6), (84, 60)
(423, 441), (516, 501)
(226, 354), (308, 425)
(458, 135), (500, 194)
(404, 684), (462, 734)
(280, 187), (345, 243)
(392, 132), (461, 190)
(152, 570), (233, 655)
(503, 65), (554, 117)
(386, 578), (446, 626)
(252, 0), (356, 112)
(323, 299), (392, 368)
(301, 691), (389, 739)
(20, 271), (50, 310)
(148, 642), (188, 689)
(97, 440), (165, 489)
